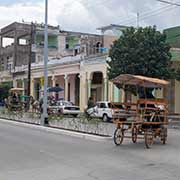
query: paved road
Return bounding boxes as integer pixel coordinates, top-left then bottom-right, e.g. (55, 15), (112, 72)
(0, 121), (180, 180)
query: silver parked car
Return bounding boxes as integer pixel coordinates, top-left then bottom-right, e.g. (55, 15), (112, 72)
(48, 101), (80, 117)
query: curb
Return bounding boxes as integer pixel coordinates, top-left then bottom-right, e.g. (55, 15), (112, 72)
(0, 118), (112, 142)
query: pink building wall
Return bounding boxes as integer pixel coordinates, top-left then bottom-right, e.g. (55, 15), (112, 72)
(55, 74), (76, 103)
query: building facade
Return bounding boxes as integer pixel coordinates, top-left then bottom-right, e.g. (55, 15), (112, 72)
(0, 22), (125, 111)
(1, 22), (179, 113)
(164, 26), (180, 114)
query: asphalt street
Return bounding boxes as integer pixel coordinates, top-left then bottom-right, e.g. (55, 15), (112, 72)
(0, 120), (180, 180)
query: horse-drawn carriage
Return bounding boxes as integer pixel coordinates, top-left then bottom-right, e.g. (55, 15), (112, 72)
(111, 74), (169, 148)
(6, 88), (25, 111)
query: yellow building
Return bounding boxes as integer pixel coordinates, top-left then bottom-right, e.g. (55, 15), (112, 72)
(8, 24), (125, 111)
(164, 27), (180, 114)
(28, 55), (109, 111)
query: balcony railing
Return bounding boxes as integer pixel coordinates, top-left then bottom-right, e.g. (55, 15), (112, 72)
(11, 65), (28, 73)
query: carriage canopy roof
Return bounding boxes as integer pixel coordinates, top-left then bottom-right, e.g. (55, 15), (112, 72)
(111, 74), (169, 88)
(9, 88), (24, 92)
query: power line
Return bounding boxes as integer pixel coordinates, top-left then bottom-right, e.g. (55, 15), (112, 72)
(117, 2), (179, 25)
(116, 4), (172, 25)
(117, 1), (180, 26)
(126, 5), (178, 25)
(135, 2), (179, 23)
(157, 0), (180, 6)
(61, 0), (179, 28)
(58, 0), (180, 30)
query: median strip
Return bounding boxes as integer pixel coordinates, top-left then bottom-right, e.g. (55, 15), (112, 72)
(0, 118), (112, 142)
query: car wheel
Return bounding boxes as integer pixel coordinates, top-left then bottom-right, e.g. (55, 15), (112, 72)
(58, 109), (63, 115)
(103, 114), (109, 122)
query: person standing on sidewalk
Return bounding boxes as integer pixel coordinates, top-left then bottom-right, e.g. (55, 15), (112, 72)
(87, 97), (94, 109)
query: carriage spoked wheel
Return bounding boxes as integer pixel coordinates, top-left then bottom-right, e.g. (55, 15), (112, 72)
(160, 127), (167, 145)
(132, 125), (138, 143)
(114, 127), (124, 146)
(145, 129), (154, 149)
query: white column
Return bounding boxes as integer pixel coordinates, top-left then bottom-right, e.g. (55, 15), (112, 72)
(108, 82), (110, 101)
(13, 79), (17, 88)
(64, 74), (69, 101)
(52, 76), (56, 87)
(79, 73), (87, 112)
(87, 79), (92, 98)
(87, 72), (92, 99)
(30, 79), (35, 97)
(108, 82), (113, 102)
(52, 76), (57, 97)
(104, 77), (108, 101)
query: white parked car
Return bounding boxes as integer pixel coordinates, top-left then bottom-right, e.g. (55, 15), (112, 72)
(87, 101), (123, 122)
(48, 101), (80, 117)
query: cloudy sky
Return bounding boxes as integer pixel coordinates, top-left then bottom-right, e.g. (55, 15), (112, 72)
(0, 0), (180, 33)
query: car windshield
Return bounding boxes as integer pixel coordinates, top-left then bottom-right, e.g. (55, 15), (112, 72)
(111, 103), (124, 109)
(108, 103), (113, 108)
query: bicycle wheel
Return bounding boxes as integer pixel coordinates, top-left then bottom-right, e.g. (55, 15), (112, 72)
(113, 127), (124, 146)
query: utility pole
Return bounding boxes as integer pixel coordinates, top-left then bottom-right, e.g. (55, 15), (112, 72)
(26, 22), (35, 111)
(27, 22), (34, 98)
(137, 12), (140, 28)
(41, 0), (49, 126)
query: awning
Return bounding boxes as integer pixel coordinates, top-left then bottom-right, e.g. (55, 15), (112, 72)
(20, 95), (30, 99)
(47, 87), (64, 93)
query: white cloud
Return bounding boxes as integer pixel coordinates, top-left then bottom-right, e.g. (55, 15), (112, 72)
(0, 2), (43, 27)
(0, 0), (180, 33)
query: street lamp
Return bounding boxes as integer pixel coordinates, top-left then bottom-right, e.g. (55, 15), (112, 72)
(42, 0), (49, 126)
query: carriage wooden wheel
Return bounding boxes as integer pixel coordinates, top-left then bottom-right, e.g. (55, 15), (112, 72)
(113, 127), (124, 145)
(132, 125), (138, 143)
(145, 129), (154, 149)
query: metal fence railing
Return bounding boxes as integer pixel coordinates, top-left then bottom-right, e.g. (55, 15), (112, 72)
(0, 107), (115, 137)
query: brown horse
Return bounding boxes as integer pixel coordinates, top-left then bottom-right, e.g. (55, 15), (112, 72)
(29, 97), (40, 113)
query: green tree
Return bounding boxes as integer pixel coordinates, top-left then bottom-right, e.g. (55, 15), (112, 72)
(108, 26), (174, 80)
(0, 82), (12, 103)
